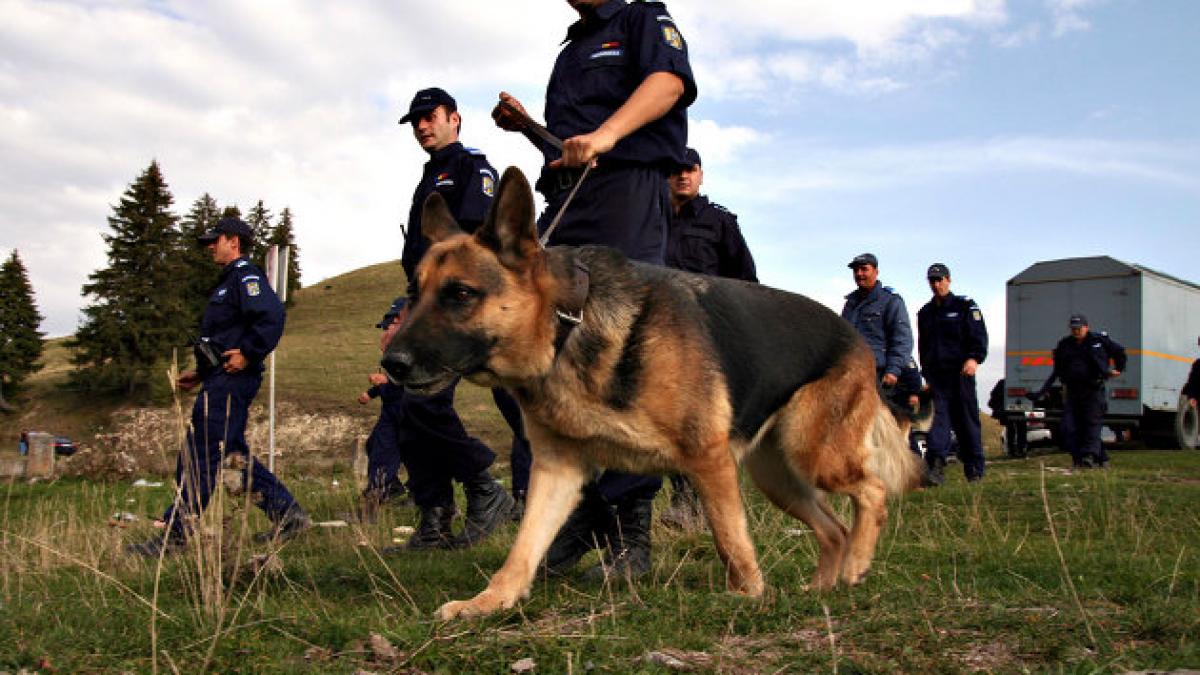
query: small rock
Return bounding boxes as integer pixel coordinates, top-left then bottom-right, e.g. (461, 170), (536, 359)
(368, 632), (398, 661)
(511, 657), (536, 673)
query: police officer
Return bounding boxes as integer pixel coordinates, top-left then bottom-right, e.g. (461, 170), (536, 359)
(1035, 314), (1127, 468)
(665, 148), (757, 280)
(348, 297), (413, 524)
(1185, 336), (1200, 410)
(661, 147), (757, 528)
(917, 263), (989, 485)
(395, 87), (525, 549)
(491, 0), (697, 578)
(128, 217), (308, 556)
(841, 253), (914, 388)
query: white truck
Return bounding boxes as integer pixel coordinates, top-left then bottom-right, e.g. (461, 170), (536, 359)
(1003, 256), (1200, 450)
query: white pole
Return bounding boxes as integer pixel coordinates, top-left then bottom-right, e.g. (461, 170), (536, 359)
(265, 246), (279, 472)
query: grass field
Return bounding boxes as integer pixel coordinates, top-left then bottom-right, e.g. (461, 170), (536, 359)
(1, 263), (1197, 672)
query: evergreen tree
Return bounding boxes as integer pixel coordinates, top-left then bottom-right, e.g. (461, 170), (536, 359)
(246, 200), (273, 269)
(265, 207), (302, 304)
(69, 161), (191, 394)
(179, 193), (222, 322)
(0, 250), (46, 398)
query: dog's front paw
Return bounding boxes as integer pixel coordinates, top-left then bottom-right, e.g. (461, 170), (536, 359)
(434, 589), (516, 621)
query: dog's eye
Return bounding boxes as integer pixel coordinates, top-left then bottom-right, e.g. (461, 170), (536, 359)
(441, 282), (480, 307)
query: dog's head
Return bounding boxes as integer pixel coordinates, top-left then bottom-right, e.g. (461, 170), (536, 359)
(381, 167), (565, 394)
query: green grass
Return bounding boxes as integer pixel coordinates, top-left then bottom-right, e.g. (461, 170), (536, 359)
(1, 449), (1197, 672)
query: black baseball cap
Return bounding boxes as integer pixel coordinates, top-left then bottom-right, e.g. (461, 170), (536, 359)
(683, 147), (701, 167)
(1069, 313), (1088, 328)
(926, 263), (951, 279)
(197, 216), (253, 245)
(848, 253), (878, 269)
(398, 87), (456, 125)
(377, 296), (409, 329)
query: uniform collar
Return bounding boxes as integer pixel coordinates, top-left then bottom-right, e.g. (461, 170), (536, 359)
(677, 194), (708, 218)
(219, 256), (249, 281)
(564, 0), (627, 42)
(425, 141), (464, 167)
(847, 281), (881, 302)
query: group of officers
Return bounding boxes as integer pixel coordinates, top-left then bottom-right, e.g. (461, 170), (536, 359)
(128, 0), (1133, 572)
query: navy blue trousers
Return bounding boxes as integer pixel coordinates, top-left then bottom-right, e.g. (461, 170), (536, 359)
(162, 372), (298, 535)
(538, 164), (669, 505)
(926, 370), (985, 480)
(400, 379), (496, 509)
(1061, 386), (1108, 464)
(364, 390), (410, 501)
(492, 387), (532, 494)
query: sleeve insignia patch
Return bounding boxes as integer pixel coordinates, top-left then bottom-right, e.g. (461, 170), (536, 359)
(972, 310), (982, 321)
(482, 175), (495, 197)
(662, 25), (683, 50)
(246, 280), (261, 297)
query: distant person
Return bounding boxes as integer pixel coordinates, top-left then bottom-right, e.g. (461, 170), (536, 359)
(491, 0), (697, 579)
(348, 297), (413, 523)
(917, 263), (989, 485)
(128, 217), (309, 557)
(1034, 314), (1127, 469)
(989, 378), (1028, 458)
(841, 253), (914, 389)
(1183, 336), (1200, 410)
(661, 146), (757, 528)
(395, 86), (521, 549)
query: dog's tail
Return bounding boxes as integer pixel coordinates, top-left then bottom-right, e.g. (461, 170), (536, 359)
(866, 402), (924, 494)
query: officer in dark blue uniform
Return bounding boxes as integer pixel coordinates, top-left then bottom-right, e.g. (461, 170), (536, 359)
(841, 253), (914, 387)
(348, 297), (413, 523)
(1036, 314), (1127, 468)
(396, 87), (524, 549)
(128, 217), (308, 556)
(665, 148), (757, 280)
(917, 263), (989, 485)
(1184, 336), (1200, 409)
(661, 147), (756, 528)
(491, 0), (697, 578)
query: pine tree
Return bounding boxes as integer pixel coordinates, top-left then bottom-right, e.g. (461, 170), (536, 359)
(246, 200), (272, 269)
(70, 161), (191, 394)
(0, 250), (45, 399)
(179, 194), (222, 321)
(265, 207), (302, 304)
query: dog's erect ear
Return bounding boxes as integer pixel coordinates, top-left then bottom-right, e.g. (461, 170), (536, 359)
(477, 167), (540, 268)
(421, 192), (464, 243)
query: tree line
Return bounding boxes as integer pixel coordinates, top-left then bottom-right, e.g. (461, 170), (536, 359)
(0, 160), (304, 404)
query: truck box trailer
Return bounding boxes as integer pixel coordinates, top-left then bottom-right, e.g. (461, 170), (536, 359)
(1004, 256), (1200, 449)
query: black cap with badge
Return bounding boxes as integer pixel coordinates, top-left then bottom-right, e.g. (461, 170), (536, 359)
(926, 263), (951, 279)
(377, 296), (409, 329)
(197, 216), (254, 246)
(848, 253), (878, 269)
(1069, 313), (1088, 328)
(398, 87), (457, 125)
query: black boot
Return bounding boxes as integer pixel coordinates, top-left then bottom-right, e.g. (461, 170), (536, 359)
(126, 531), (187, 558)
(922, 456), (947, 487)
(510, 490), (526, 523)
(392, 504), (456, 551)
(659, 475), (703, 531)
(254, 505), (312, 543)
(543, 494), (614, 575)
(451, 471), (515, 548)
(585, 498), (653, 581)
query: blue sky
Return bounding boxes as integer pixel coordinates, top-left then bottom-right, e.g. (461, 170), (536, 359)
(1, 0), (1198, 398)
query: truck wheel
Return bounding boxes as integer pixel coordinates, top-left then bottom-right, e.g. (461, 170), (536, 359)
(1177, 396), (1199, 449)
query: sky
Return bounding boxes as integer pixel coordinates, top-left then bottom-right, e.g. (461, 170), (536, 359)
(2, 0), (1198, 400)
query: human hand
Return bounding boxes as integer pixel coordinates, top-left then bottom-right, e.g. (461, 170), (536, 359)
(961, 359), (979, 377)
(222, 349), (247, 374)
(492, 92), (529, 132)
(881, 373), (898, 387)
(176, 370), (201, 392)
(357, 392), (371, 405)
(368, 372), (388, 386)
(548, 128), (617, 169)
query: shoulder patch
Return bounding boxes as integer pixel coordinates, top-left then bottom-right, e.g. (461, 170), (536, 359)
(971, 309), (982, 321)
(661, 25), (683, 50)
(482, 174), (495, 197)
(245, 279), (261, 297)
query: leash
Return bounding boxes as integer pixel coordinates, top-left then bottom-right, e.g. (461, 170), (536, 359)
(496, 99), (593, 250)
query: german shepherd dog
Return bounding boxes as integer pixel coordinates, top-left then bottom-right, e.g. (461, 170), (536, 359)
(383, 167), (922, 620)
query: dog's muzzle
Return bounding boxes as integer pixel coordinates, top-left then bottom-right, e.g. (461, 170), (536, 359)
(380, 349), (415, 384)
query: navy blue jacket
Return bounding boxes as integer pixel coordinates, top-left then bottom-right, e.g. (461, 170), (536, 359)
(1050, 332), (1127, 390)
(198, 257), (285, 377)
(367, 381), (406, 405)
(402, 142), (497, 283)
(537, 0), (696, 180)
(841, 282), (913, 378)
(666, 196), (756, 281)
(917, 293), (988, 374)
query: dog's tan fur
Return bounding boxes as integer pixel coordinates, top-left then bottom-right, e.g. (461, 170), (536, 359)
(387, 168), (922, 619)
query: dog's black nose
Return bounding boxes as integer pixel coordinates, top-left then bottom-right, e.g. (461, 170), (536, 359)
(380, 350), (414, 383)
